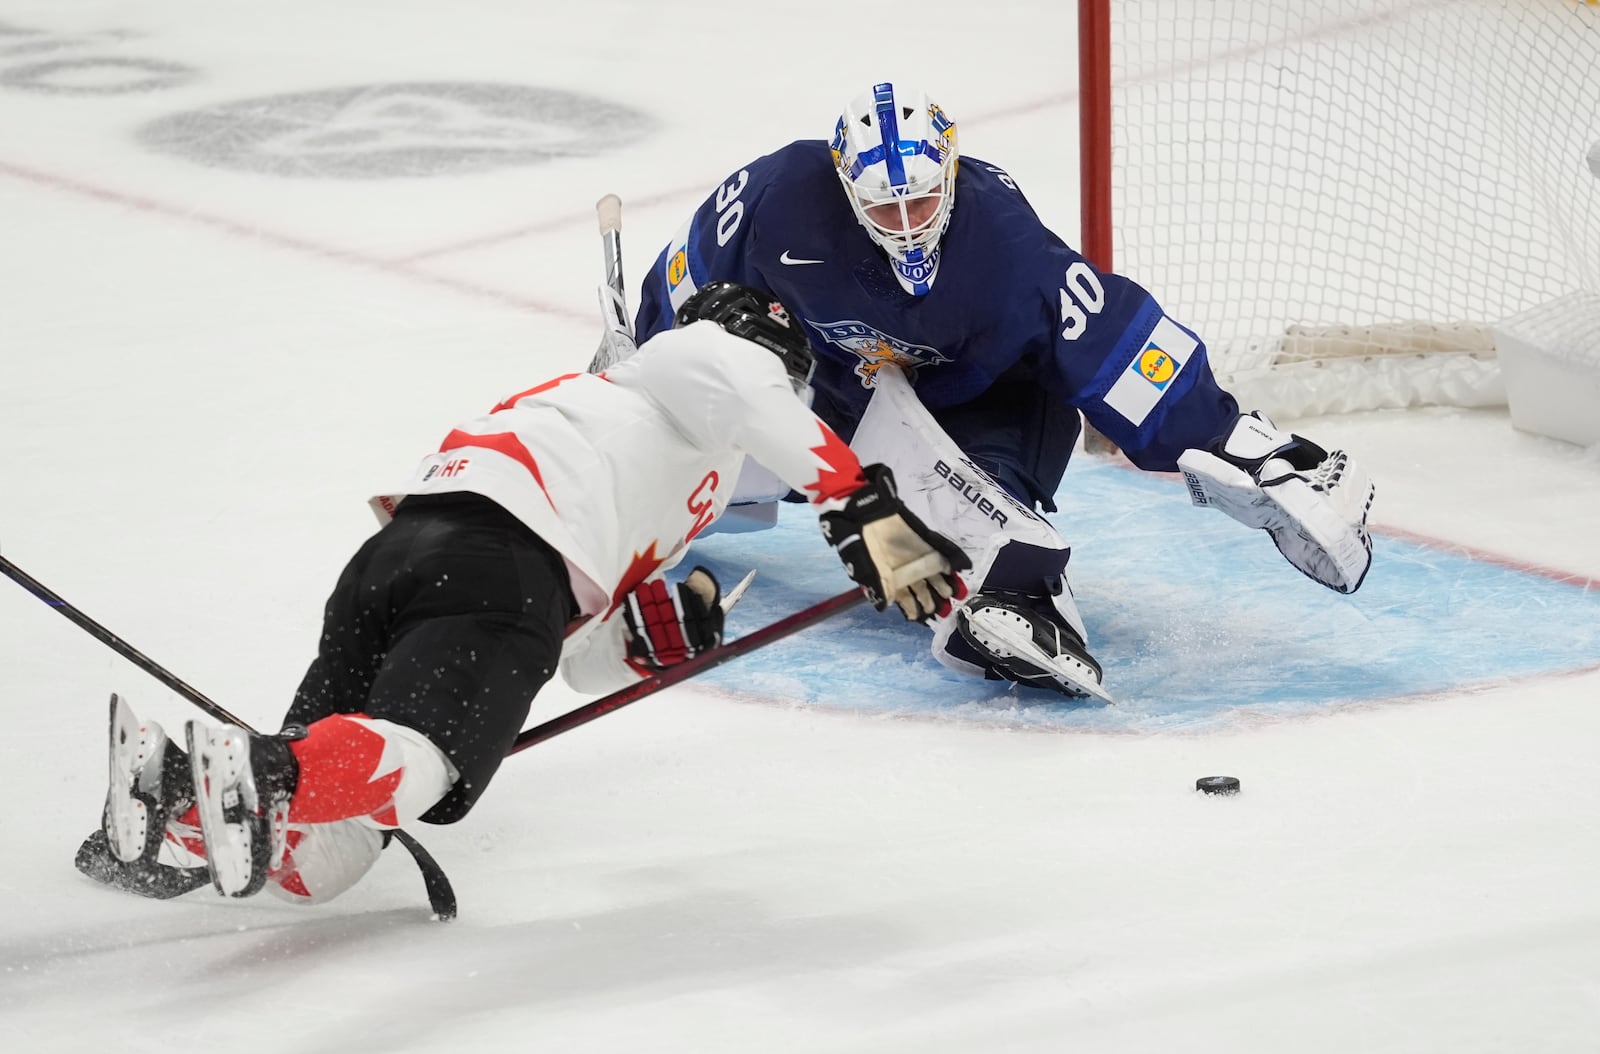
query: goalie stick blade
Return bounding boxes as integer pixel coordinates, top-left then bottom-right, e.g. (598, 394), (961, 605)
(74, 829), (211, 900)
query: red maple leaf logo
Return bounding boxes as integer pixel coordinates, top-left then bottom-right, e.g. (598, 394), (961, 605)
(606, 542), (667, 617)
(285, 715), (407, 826)
(803, 424), (866, 502)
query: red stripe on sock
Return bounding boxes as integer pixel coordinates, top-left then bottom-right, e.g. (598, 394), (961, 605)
(270, 830), (314, 899)
(287, 715), (406, 826)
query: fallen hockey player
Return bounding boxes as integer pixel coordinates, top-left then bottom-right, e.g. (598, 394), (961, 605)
(82, 281), (969, 908)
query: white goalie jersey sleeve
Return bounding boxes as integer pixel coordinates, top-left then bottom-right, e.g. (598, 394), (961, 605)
(370, 321), (868, 693)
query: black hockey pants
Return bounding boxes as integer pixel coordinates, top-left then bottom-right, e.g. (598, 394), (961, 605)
(285, 492), (576, 824)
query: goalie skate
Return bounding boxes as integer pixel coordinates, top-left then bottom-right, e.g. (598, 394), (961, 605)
(957, 593), (1113, 704)
(186, 721), (298, 898)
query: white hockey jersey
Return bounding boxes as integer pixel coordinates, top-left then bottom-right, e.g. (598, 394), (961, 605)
(371, 321), (867, 691)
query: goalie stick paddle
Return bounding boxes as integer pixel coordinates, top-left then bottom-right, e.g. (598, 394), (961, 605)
(1, 552), (457, 919)
(507, 587), (867, 755)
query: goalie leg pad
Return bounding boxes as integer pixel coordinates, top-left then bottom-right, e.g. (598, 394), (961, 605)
(848, 365), (1064, 559)
(1177, 412), (1375, 594)
(1260, 451), (1374, 593)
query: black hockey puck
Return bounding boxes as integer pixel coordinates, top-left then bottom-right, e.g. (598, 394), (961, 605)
(1196, 775), (1241, 796)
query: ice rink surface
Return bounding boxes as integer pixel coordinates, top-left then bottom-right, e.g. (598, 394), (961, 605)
(3, 2), (1599, 1051)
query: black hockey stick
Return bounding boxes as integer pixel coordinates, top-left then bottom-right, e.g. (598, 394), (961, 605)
(2, 552), (457, 919)
(508, 587), (867, 755)
(0, 552), (250, 727)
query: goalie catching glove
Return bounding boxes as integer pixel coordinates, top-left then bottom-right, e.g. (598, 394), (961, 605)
(622, 567), (724, 674)
(1177, 412), (1375, 594)
(818, 463), (971, 621)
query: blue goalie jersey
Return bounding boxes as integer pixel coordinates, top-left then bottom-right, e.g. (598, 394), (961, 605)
(636, 140), (1241, 499)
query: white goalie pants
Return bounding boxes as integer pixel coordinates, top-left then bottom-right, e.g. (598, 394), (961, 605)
(722, 368), (1088, 677)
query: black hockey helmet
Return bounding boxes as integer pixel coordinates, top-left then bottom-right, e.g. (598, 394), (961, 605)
(675, 281), (816, 393)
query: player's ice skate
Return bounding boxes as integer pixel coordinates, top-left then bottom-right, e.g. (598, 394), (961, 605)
(186, 720), (298, 898)
(103, 693), (190, 864)
(72, 694), (212, 900)
(957, 593), (1113, 704)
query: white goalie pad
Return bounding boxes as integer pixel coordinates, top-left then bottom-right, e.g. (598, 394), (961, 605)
(1177, 419), (1375, 594)
(850, 367), (1089, 656)
(851, 367), (1064, 559)
(706, 366), (1083, 556)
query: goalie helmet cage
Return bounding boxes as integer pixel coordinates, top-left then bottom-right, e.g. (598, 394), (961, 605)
(1077, 0), (1600, 419)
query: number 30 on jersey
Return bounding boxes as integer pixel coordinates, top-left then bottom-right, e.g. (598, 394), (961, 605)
(714, 171), (750, 246)
(1058, 261), (1105, 340)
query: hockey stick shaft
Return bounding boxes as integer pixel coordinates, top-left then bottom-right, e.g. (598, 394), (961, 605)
(507, 587), (866, 755)
(0, 553), (252, 728)
(6, 550), (461, 916)
(597, 193), (629, 337)
(586, 194), (636, 373)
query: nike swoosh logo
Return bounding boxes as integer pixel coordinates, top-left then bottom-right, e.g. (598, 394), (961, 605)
(780, 250), (825, 265)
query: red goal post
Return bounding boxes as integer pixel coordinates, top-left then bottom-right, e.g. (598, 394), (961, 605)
(1076, 0), (1600, 422)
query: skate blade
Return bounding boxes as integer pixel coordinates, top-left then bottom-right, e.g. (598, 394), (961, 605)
(105, 693), (164, 863)
(185, 721), (258, 897)
(965, 610), (1116, 705)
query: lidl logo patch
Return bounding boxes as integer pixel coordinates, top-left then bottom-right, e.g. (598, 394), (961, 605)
(1139, 345), (1176, 387)
(663, 213), (702, 314)
(1104, 316), (1198, 426)
(666, 248), (689, 290)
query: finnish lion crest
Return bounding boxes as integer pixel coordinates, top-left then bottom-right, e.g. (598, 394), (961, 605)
(807, 319), (949, 387)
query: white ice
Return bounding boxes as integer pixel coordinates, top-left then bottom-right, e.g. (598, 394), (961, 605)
(3, 3), (1600, 1052)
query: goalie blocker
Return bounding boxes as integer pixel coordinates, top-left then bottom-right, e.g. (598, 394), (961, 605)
(1177, 412), (1375, 594)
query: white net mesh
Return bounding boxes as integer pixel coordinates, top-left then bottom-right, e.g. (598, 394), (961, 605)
(1109, 0), (1600, 416)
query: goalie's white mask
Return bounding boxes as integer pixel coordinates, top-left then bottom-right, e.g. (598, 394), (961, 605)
(830, 82), (959, 296)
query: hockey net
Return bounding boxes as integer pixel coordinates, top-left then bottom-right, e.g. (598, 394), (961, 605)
(1081, 0), (1600, 419)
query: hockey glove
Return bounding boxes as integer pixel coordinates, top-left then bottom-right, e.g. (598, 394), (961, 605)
(1177, 411), (1375, 593)
(622, 567), (724, 673)
(818, 463), (972, 622)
